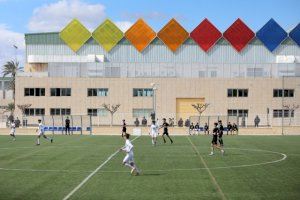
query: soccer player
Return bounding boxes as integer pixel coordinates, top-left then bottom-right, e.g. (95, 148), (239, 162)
(189, 122), (195, 135)
(36, 119), (53, 145)
(9, 120), (16, 141)
(65, 117), (71, 135)
(161, 118), (173, 144)
(121, 119), (127, 137)
(232, 123), (238, 135)
(194, 122), (200, 135)
(227, 122), (233, 135)
(218, 120), (224, 147)
(120, 133), (140, 175)
(149, 121), (159, 146)
(209, 122), (224, 156)
(204, 123), (209, 135)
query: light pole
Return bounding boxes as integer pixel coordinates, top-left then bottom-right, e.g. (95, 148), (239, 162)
(151, 83), (157, 121)
(13, 45), (18, 62)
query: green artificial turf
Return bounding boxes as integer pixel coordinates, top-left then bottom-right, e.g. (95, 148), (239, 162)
(0, 135), (299, 200)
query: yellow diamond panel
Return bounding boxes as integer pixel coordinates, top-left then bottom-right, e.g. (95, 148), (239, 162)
(59, 19), (91, 52)
(92, 19), (124, 52)
(125, 19), (156, 52)
(158, 19), (189, 52)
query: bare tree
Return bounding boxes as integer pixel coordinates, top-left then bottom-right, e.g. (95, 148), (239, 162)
(17, 104), (32, 117)
(102, 104), (121, 126)
(283, 104), (299, 125)
(191, 103), (210, 116)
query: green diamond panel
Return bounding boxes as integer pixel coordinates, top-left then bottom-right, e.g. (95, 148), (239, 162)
(92, 19), (124, 52)
(59, 19), (91, 52)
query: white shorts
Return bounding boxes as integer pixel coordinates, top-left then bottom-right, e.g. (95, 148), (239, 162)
(123, 152), (134, 163)
(38, 131), (45, 136)
(10, 130), (15, 135)
(151, 132), (158, 138)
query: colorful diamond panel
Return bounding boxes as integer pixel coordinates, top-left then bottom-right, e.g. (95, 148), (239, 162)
(92, 19), (123, 52)
(289, 23), (300, 46)
(158, 19), (189, 52)
(190, 18), (222, 52)
(59, 19), (91, 52)
(125, 19), (156, 52)
(256, 19), (287, 52)
(223, 18), (255, 52)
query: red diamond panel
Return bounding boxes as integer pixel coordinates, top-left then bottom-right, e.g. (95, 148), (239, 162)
(190, 18), (222, 52)
(223, 18), (255, 52)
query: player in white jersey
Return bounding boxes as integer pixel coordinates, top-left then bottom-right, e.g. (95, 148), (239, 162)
(149, 121), (159, 146)
(36, 119), (53, 145)
(9, 120), (16, 141)
(119, 133), (140, 175)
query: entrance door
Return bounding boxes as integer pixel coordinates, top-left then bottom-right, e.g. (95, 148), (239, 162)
(176, 98), (205, 121)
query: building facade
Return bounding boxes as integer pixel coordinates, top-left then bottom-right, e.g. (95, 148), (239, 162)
(15, 18), (300, 126)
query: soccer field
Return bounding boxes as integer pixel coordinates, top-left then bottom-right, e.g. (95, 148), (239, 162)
(0, 135), (299, 200)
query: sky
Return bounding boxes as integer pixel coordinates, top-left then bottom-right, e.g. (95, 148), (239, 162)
(0, 0), (299, 71)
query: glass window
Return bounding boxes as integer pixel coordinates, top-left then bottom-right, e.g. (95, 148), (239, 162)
(29, 88), (34, 96)
(25, 88), (30, 96)
(50, 88), (56, 96)
(288, 90), (294, 97)
(232, 89), (237, 97)
(133, 109), (152, 118)
(133, 88), (153, 97)
(56, 88), (60, 96)
(227, 89), (233, 97)
(35, 88), (40, 96)
(210, 71), (217, 77)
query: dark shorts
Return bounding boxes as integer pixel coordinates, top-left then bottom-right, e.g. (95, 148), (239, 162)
(212, 136), (218, 145)
(163, 131), (169, 135)
(122, 128), (126, 133)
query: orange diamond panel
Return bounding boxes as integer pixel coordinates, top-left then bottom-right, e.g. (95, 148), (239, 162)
(125, 19), (156, 52)
(158, 19), (189, 52)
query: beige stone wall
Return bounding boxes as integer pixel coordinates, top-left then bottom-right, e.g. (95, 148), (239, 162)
(15, 76), (300, 126)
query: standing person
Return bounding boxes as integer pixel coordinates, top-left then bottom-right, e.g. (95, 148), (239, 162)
(160, 118), (173, 144)
(232, 123), (238, 135)
(227, 122), (233, 135)
(209, 122), (224, 156)
(120, 133), (140, 175)
(194, 122), (200, 135)
(218, 120), (224, 147)
(149, 121), (159, 146)
(204, 123), (209, 135)
(65, 116), (71, 135)
(36, 119), (53, 145)
(156, 118), (160, 135)
(122, 119), (127, 137)
(189, 122), (195, 135)
(254, 115), (260, 127)
(9, 120), (16, 141)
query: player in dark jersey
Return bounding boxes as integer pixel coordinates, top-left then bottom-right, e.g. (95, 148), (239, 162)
(160, 118), (173, 144)
(209, 122), (224, 156)
(218, 120), (224, 147)
(122, 119), (127, 137)
(204, 123), (209, 135)
(189, 123), (195, 135)
(227, 122), (233, 135)
(65, 117), (71, 135)
(194, 122), (200, 135)
(232, 123), (238, 135)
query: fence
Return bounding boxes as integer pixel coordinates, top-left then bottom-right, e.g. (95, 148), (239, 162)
(21, 115), (92, 135)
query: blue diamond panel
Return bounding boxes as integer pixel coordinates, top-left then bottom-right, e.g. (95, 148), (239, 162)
(289, 23), (300, 46)
(256, 19), (287, 52)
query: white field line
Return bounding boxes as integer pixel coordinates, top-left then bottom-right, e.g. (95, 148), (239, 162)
(0, 147), (287, 174)
(62, 136), (140, 200)
(187, 136), (227, 200)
